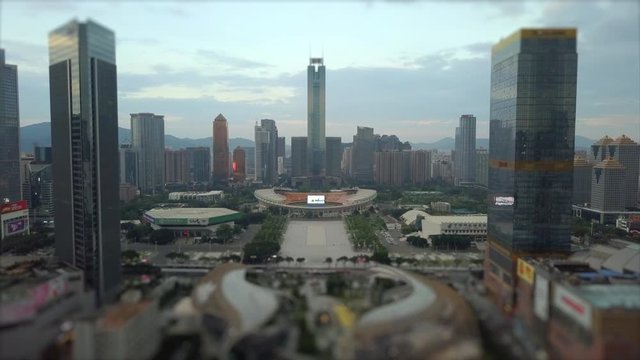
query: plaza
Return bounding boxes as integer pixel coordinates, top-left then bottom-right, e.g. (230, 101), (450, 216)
(280, 220), (357, 263)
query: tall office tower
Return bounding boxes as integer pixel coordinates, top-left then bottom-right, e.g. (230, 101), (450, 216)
(49, 20), (121, 302)
(186, 147), (210, 183)
(291, 137), (308, 177)
(572, 156), (592, 205)
(164, 149), (189, 184)
(609, 135), (639, 208)
(244, 147), (256, 181)
(589, 135), (614, 163)
(213, 114), (230, 181)
(255, 119), (278, 184)
(591, 158), (625, 211)
(410, 150), (432, 185)
(232, 146), (246, 182)
(119, 144), (138, 185)
(34, 146), (53, 164)
(374, 151), (407, 186)
(307, 58), (326, 176)
(325, 137), (342, 177)
(352, 126), (376, 183)
(23, 162), (55, 221)
(342, 147), (352, 177)
(485, 28), (577, 311)
(454, 115), (477, 185)
(0, 49), (21, 203)
(475, 149), (489, 188)
(277, 136), (286, 175)
(131, 113), (165, 194)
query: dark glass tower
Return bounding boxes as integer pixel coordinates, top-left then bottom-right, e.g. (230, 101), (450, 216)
(307, 58), (326, 176)
(0, 49), (21, 203)
(485, 29), (577, 309)
(49, 20), (121, 303)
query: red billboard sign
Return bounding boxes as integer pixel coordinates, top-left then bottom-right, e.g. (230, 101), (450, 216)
(1, 200), (28, 214)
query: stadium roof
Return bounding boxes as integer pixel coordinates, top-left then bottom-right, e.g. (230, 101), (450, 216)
(145, 208), (238, 220)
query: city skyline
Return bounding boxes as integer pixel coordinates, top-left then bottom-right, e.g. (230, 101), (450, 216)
(1, 1), (638, 143)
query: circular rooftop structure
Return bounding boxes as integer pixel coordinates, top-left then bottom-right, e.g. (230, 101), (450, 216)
(254, 188), (377, 217)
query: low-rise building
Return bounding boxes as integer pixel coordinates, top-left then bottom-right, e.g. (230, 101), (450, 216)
(382, 215), (401, 230)
(143, 207), (242, 238)
(168, 191), (224, 203)
(119, 183), (138, 202)
(429, 201), (451, 213)
(419, 214), (487, 239)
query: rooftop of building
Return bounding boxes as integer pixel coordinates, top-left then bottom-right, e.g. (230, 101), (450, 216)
(99, 300), (153, 330)
(578, 284), (640, 310)
(611, 134), (637, 145)
(168, 191), (223, 196)
(0, 260), (81, 301)
(145, 207), (238, 219)
(573, 156), (591, 167)
(421, 214), (488, 224)
(570, 240), (640, 274)
(594, 135), (614, 146)
(531, 259), (640, 293)
(594, 157), (625, 169)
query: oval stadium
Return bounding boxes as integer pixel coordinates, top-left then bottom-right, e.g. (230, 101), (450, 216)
(254, 188), (377, 217)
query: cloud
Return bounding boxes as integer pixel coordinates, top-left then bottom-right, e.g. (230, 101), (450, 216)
(197, 49), (272, 70)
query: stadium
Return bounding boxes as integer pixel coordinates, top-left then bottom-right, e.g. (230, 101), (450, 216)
(143, 208), (242, 237)
(254, 188), (377, 217)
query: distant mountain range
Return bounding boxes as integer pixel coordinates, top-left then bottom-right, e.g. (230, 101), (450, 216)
(19, 122), (254, 153)
(20, 122), (595, 153)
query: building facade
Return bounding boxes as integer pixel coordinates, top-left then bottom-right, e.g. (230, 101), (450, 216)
(591, 158), (625, 212)
(325, 137), (342, 178)
(410, 150), (432, 185)
(244, 146), (255, 181)
(119, 144), (137, 186)
(255, 119), (278, 184)
(609, 135), (639, 209)
(49, 19), (122, 302)
(352, 126), (376, 183)
(454, 114), (477, 186)
(164, 149), (189, 184)
(291, 137), (308, 178)
(572, 156), (592, 206)
(0, 49), (21, 203)
(131, 113), (165, 194)
(277, 136), (286, 176)
(485, 28), (578, 312)
(213, 113), (230, 181)
(186, 147), (210, 183)
(307, 58), (326, 176)
(232, 146), (246, 182)
(475, 148), (489, 188)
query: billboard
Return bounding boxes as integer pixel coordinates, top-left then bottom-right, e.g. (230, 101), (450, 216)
(494, 196), (514, 206)
(553, 285), (592, 329)
(1, 200), (29, 239)
(307, 195), (325, 205)
(517, 258), (535, 284)
(533, 274), (549, 320)
(1, 200), (28, 214)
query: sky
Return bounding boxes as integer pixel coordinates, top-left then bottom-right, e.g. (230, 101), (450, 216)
(1, 0), (639, 143)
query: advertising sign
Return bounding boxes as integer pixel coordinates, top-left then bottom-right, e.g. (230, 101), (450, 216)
(307, 195), (325, 205)
(187, 218), (208, 225)
(553, 285), (592, 329)
(533, 274), (549, 320)
(5, 219), (27, 236)
(494, 196), (515, 206)
(517, 258), (535, 284)
(0, 200), (28, 214)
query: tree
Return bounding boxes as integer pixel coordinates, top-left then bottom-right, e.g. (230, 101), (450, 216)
(296, 257), (305, 266)
(150, 229), (174, 245)
(407, 236), (429, 248)
(216, 224), (234, 244)
(121, 249), (140, 262)
(324, 257), (333, 267)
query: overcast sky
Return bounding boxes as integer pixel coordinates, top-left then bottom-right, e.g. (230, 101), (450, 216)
(1, 0), (638, 143)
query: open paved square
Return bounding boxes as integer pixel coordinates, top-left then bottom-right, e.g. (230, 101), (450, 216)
(281, 220), (356, 263)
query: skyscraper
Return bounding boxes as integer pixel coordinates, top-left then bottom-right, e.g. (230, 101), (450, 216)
(307, 58), (326, 176)
(591, 158), (625, 212)
(0, 49), (21, 203)
(131, 113), (165, 194)
(454, 114), (476, 186)
(244, 147), (256, 181)
(609, 135), (639, 208)
(119, 144), (138, 186)
(49, 20), (121, 302)
(410, 150), (432, 185)
(351, 126), (376, 183)
(213, 114), (230, 181)
(572, 156), (592, 206)
(255, 119), (278, 184)
(277, 136), (286, 176)
(232, 146), (246, 182)
(291, 137), (308, 178)
(325, 137), (342, 177)
(164, 149), (189, 184)
(186, 147), (211, 183)
(475, 149), (489, 188)
(485, 28), (577, 311)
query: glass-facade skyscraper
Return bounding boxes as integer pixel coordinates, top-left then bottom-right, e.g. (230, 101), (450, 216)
(485, 29), (577, 310)
(307, 58), (326, 176)
(255, 119), (278, 184)
(131, 113), (165, 194)
(49, 20), (121, 303)
(0, 49), (21, 203)
(454, 114), (477, 186)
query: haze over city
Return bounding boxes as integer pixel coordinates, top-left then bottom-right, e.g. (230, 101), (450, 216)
(1, 0), (638, 142)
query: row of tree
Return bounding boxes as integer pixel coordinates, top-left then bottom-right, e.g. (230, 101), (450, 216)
(242, 215), (287, 263)
(345, 214), (390, 264)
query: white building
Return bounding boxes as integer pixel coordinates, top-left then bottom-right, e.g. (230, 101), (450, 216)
(168, 191), (224, 203)
(420, 214), (487, 239)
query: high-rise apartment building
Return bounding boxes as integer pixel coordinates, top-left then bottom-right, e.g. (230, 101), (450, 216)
(0, 49), (21, 203)
(342, 147), (352, 177)
(165, 149), (189, 184)
(186, 147), (210, 183)
(591, 158), (626, 211)
(485, 28), (577, 311)
(410, 150), (432, 185)
(277, 136), (286, 175)
(213, 114), (230, 181)
(244, 147), (256, 181)
(49, 19), (121, 302)
(572, 156), (592, 205)
(325, 137), (342, 178)
(291, 137), (308, 178)
(374, 151), (408, 186)
(352, 126), (376, 183)
(475, 149), (489, 188)
(232, 146), (246, 182)
(609, 135), (639, 208)
(255, 119), (278, 184)
(119, 144), (137, 186)
(131, 113), (165, 194)
(454, 114), (476, 185)
(307, 58), (326, 177)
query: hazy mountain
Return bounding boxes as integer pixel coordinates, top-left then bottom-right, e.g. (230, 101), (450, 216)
(20, 122), (254, 153)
